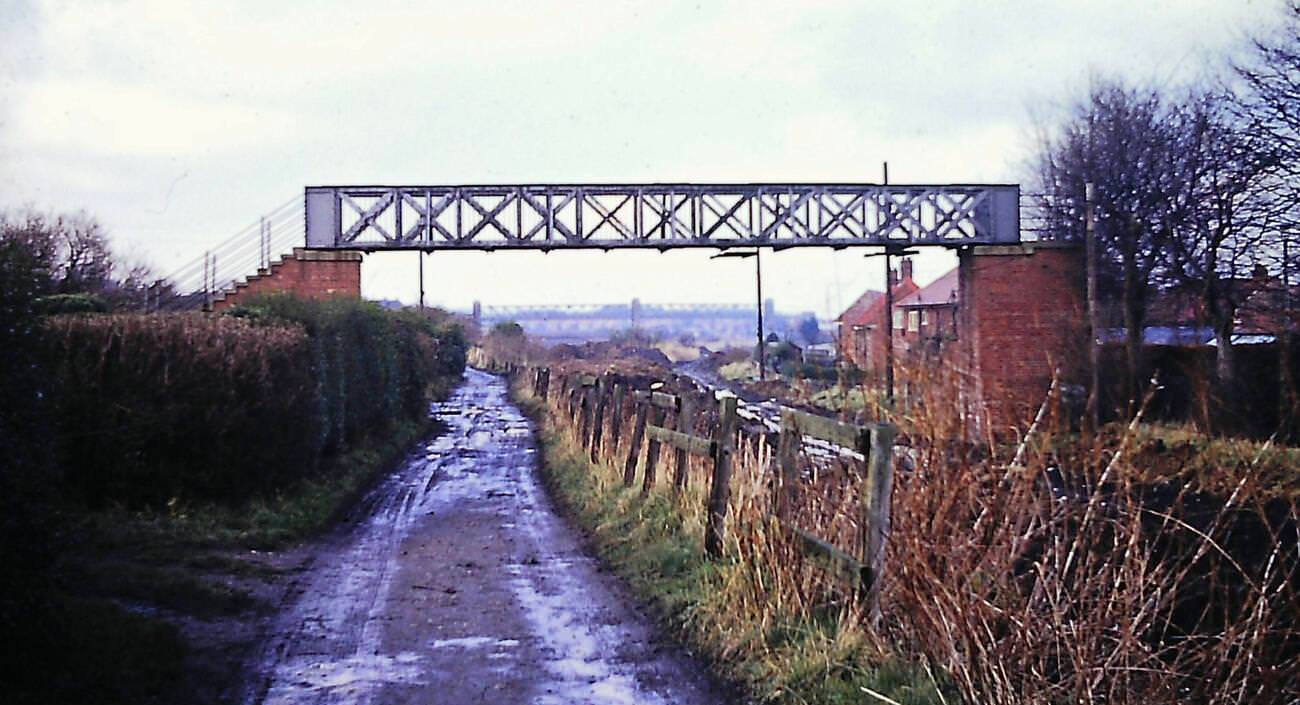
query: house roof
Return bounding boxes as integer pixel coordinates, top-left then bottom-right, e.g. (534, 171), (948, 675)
(1097, 326), (1276, 347)
(896, 268), (959, 308)
(1147, 274), (1300, 335)
(837, 258), (921, 328)
(836, 289), (883, 325)
(839, 278), (921, 328)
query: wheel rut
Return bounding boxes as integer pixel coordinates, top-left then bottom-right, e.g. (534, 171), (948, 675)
(243, 368), (731, 705)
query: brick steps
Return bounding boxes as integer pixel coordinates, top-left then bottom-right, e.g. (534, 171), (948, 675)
(211, 248), (362, 312)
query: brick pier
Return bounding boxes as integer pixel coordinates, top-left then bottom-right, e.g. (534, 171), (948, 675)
(958, 242), (1086, 430)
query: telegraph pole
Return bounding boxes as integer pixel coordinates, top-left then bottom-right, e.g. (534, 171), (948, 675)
(1085, 182), (1100, 432)
(882, 162), (895, 405)
(418, 251), (426, 311)
(711, 249), (765, 379)
(756, 248), (766, 380)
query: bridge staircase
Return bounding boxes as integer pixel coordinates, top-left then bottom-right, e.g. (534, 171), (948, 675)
(151, 196), (306, 311)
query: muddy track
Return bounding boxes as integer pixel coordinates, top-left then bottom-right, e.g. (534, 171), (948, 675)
(242, 368), (732, 705)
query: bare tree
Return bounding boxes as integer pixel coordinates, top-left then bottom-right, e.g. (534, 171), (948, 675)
(1160, 90), (1279, 408)
(1234, 2), (1300, 223)
(0, 207), (149, 307)
(1030, 79), (1185, 411)
(1231, 1), (1300, 429)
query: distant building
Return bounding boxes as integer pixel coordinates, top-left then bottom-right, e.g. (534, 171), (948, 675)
(894, 267), (960, 357)
(836, 258), (919, 376)
(803, 343), (837, 366)
(1120, 266), (1300, 347)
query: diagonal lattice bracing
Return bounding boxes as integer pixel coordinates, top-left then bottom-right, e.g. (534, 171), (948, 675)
(305, 184), (1021, 251)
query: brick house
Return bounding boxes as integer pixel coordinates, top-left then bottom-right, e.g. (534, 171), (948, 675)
(836, 259), (919, 375)
(894, 267), (960, 358)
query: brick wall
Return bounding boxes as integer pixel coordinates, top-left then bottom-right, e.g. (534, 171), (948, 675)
(212, 248), (362, 312)
(959, 243), (1086, 431)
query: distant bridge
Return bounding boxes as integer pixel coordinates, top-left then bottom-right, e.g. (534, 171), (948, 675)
(304, 183), (1021, 251)
(475, 299), (805, 345)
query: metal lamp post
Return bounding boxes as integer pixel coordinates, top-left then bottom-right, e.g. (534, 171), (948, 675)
(712, 249), (765, 380)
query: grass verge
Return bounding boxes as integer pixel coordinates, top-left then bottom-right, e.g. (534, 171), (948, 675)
(73, 417), (437, 553)
(514, 390), (949, 705)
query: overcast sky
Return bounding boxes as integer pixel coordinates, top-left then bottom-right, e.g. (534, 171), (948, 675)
(0, 0), (1280, 317)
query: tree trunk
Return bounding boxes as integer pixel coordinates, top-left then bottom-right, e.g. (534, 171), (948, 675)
(1213, 320), (1236, 433)
(1123, 261), (1144, 417)
(1281, 332), (1297, 439)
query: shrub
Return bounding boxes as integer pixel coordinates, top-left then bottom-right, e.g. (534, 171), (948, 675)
(43, 314), (320, 505)
(41, 297), (467, 507)
(0, 232), (59, 668)
(235, 296), (465, 451)
(33, 293), (109, 315)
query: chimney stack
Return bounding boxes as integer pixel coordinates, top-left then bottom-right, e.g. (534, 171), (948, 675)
(900, 258), (914, 284)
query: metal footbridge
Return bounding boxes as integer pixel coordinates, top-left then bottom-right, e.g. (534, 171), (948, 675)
(303, 183), (1022, 252)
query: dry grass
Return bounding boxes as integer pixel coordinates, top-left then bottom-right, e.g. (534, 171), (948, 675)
(517, 358), (1300, 704)
(517, 374), (947, 704)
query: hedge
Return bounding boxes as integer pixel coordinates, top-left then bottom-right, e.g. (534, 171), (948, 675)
(41, 297), (466, 507)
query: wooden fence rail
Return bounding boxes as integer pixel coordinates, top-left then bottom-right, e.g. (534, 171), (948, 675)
(512, 364), (895, 611)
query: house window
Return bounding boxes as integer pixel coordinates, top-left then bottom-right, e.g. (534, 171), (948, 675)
(892, 309), (903, 330)
(907, 311), (920, 332)
(921, 310), (930, 327)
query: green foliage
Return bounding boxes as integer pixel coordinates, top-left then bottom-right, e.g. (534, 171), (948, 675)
(482, 318), (538, 365)
(41, 296), (467, 507)
(798, 314), (821, 345)
(782, 361), (839, 381)
(0, 228), (60, 676)
(83, 418), (433, 551)
(33, 292), (110, 315)
(44, 313), (320, 505)
(491, 320), (524, 337)
(237, 296), (466, 450)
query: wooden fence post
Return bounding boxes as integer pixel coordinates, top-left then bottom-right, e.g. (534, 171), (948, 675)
(579, 385), (595, 450)
(568, 379), (581, 423)
(671, 394), (696, 493)
(623, 399), (648, 487)
(705, 395), (739, 557)
(859, 423), (897, 625)
(590, 376), (609, 463)
(775, 414), (800, 519)
(641, 404), (667, 495)
(539, 367), (550, 401)
(609, 382), (625, 457)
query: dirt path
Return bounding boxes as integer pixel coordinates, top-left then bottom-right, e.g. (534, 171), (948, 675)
(242, 368), (732, 705)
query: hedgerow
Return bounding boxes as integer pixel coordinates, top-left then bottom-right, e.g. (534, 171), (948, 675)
(41, 297), (466, 506)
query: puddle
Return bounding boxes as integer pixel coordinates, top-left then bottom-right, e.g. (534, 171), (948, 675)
(247, 369), (725, 705)
(431, 636), (522, 650)
(261, 652), (426, 703)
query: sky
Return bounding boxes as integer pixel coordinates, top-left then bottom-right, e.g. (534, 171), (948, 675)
(0, 0), (1282, 318)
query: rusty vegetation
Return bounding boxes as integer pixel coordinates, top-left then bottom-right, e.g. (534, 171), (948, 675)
(500, 351), (1299, 705)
